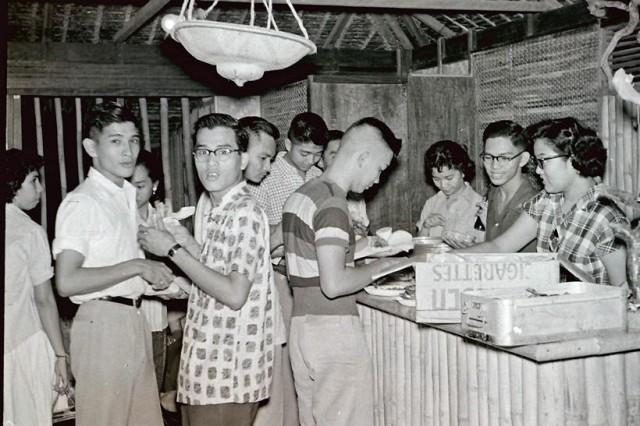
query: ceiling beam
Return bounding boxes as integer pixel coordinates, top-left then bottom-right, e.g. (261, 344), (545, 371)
(223, 0), (557, 13)
(113, 0), (171, 43)
(414, 14), (455, 37)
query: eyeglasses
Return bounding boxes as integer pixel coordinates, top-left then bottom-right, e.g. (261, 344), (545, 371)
(479, 150), (526, 166)
(193, 147), (240, 161)
(533, 154), (568, 169)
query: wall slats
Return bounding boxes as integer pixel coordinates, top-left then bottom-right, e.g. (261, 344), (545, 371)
(34, 97), (47, 229)
(181, 98), (197, 206)
(54, 97), (67, 198)
(75, 97), (84, 183)
(159, 97), (172, 208)
(139, 97), (151, 152)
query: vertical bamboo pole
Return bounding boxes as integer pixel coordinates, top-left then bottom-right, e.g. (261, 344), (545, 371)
(497, 352), (511, 425)
(6, 95), (14, 148)
(457, 338), (469, 426)
(625, 352), (640, 425)
(139, 98), (151, 152)
(608, 96), (617, 187)
(537, 362), (564, 425)
(410, 322), (420, 426)
(477, 347), (489, 426)
(432, 330), (441, 426)
(563, 358), (586, 426)
(12, 95), (22, 149)
(425, 330), (434, 426)
(160, 97), (172, 208)
(181, 98), (197, 205)
(585, 356), (608, 424)
(522, 359), (538, 426)
(615, 96), (625, 189)
(622, 100), (634, 194)
(467, 343), (479, 426)
(508, 355), (523, 426)
(54, 98), (67, 198)
(600, 97), (612, 185)
(34, 97), (47, 229)
(75, 98), (84, 182)
(487, 350), (499, 425)
(383, 314), (392, 426)
(634, 105), (640, 201)
(375, 309), (384, 426)
(604, 354), (627, 426)
(446, 334), (458, 426)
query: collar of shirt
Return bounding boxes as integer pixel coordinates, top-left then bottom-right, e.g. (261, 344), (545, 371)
(87, 167), (137, 205)
(208, 180), (248, 210)
(274, 151), (321, 181)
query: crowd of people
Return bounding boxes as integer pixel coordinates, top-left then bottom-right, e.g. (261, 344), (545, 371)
(3, 101), (632, 426)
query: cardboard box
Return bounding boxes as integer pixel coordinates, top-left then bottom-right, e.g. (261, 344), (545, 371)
(414, 253), (559, 323)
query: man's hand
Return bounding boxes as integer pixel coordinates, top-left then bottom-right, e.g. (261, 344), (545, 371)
(420, 213), (446, 230)
(138, 225), (177, 258)
(138, 259), (175, 290)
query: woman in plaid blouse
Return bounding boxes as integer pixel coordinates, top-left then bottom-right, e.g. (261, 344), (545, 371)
(461, 117), (629, 286)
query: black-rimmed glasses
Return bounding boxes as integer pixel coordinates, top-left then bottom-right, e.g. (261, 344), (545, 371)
(192, 147), (240, 161)
(479, 150), (526, 167)
(533, 154), (569, 169)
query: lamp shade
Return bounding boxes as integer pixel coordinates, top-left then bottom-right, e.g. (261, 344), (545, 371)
(170, 20), (317, 86)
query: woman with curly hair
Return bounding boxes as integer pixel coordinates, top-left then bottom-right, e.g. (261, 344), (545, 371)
(3, 149), (69, 425)
(462, 117), (629, 285)
(416, 140), (485, 244)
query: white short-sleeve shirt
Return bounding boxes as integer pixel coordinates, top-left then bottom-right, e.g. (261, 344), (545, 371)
(52, 167), (146, 303)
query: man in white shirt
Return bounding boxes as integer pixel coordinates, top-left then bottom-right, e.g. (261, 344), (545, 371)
(53, 102), (174, 426)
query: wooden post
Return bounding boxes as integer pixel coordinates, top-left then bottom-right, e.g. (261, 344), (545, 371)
(75, 97), (84, 182)
(55, 97), (67, 198)
(34, 97), (47, 229)
(12, 95), (22, 149)
(139, 97), (151, 152)
(181, 98), (197, 205)
(160, 97), (172, 209)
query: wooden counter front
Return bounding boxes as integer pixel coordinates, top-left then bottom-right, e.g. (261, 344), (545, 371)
(356, 293), (640, 426)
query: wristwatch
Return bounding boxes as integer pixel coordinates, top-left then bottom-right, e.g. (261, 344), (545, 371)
(167, 243), (183, 258)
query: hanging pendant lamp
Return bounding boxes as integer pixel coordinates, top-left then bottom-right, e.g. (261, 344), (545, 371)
(161, 0), (317, 86)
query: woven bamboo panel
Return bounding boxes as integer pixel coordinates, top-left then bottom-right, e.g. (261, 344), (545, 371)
(260, 80), (309, 151)
(474, 25), (601, 190)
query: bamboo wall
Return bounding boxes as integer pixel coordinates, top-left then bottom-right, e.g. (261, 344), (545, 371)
(358, 304), (640, 426)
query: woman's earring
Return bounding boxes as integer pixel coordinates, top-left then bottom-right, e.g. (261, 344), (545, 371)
(152, 184), (158, 196)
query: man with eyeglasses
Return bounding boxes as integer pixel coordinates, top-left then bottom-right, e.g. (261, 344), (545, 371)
(138, 113), (276, 426)
(479, 120), (539, 252)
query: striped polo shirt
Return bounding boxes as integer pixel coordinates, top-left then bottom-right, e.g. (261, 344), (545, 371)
(282, 178), (357, 316)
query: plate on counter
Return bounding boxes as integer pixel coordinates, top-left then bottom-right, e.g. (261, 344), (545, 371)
(364, 281), (410, 297)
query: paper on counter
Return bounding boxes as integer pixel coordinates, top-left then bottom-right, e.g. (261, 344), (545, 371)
(144, 276), (191, 298)
(354, 229), (414, 260)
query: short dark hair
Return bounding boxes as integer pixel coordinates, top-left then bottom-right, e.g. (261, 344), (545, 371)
(482, 120), (529, 151)
(287, 112), (328, 147)
(424, 140), (476, 185)
(84, 101), (140, 142)
(239, 116), (280, 141)
(1, 149), (44, 203)
(194, 113), (249, 152)
(328, 129), (344, 142)
(526, 117), (606, 178)
(347, 117), (402, 157)
(134, 150), (165, 204)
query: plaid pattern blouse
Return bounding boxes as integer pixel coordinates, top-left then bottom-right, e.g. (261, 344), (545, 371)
(524, 186), (628, 284)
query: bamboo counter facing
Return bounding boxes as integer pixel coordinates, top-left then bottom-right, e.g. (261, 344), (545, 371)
(356, 293), (640, 426)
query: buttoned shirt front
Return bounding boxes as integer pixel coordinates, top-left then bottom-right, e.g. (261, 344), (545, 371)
(524, 185), (628, 284)
(253, 151), (323, 226)
(52, 167), (146, 303)
(178, 181), (275, 405)
(5, 204), (54, 352)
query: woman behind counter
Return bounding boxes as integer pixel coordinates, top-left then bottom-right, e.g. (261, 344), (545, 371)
(417, 140), (485, 245)
(462, 117), (629, 286)
(3, 149), (69, 425)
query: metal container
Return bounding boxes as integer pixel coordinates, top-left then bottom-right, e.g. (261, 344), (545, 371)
(412, 236), (451, 255)
(461, 282), (628, 346)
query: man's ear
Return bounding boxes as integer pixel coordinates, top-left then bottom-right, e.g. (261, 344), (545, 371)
(240, 152), (249, 171)
(519, 151), (531, 168)
(82, 138), (98, 158)
(284, 138), (292, 152)
(357, 150), (370, 167)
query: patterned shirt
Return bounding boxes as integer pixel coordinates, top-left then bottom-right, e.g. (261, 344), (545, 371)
(485, 180), (539, 252)
(524, 185), (628, 284)
(178, 182), (275, 405)
(283, 179), (357, 317)
(254, 151), (323, 226)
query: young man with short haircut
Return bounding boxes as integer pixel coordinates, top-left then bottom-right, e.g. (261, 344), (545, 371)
(282, 117), (404, 426)
(480, 120), (538, 252)
(138, 113), (276, 426)
(53, 102), (174, 425)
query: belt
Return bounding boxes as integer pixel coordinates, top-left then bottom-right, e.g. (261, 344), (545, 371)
(99, 296), (142, 308)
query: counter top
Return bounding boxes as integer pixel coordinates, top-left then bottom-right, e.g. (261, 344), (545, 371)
(357, 292), (640, 363)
